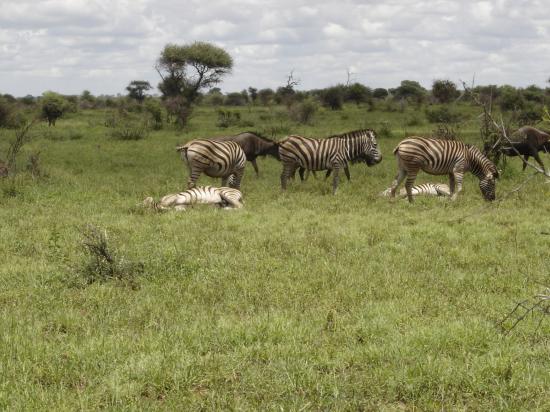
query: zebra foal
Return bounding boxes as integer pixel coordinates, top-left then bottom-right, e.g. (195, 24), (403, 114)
(390, 137), (498, 202)
(176, 139), (246, 189)
(381, 182), (451, 198)
(279, 129), (382, 195)
(144, 186), (244, 211)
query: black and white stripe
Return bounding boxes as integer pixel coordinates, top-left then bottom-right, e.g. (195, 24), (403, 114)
(176, 139), (246, 189)
(390, 137), (499, 202)
(381, 182), (451, 198)
(279, 129), (382, 194)
(144, 186), (244, 211)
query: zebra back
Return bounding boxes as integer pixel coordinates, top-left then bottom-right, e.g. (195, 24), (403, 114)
(279, 129), (380, 171)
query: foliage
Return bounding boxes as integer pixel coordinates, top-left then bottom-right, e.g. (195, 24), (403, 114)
(392, 80), (427, 104)
(75, 224), (143, 286)
(258, 88), (275, 105)
(498, 85), (525, 111)
(109, 122), (149, 140)
(144, 99), (163, 129)
(156, 42), (233, 103)
(345, 82), (372, 105)
(163, 96), (193, 128)
(216, 109), (241, 128)
(41, 91), (68, 126)
(225, 92), (247, 106)
(425, 105), (462, 123)
(126, 80), (152, 103)
(288, 98), (318, 124)
(431, 79), (460, 103)
(373, 88), (389, 99)
(320, 85), (345, 110)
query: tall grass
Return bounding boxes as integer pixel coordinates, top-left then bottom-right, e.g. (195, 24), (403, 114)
(0, 105), (549, 410)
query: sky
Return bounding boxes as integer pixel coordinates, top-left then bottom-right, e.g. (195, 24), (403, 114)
(1, 0), (550, 97)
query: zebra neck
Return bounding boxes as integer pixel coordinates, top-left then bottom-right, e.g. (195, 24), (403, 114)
(344, 137), (361, 160)
(467, 149), (487, 180)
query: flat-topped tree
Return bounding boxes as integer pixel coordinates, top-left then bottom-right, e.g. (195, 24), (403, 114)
(156, 41), (233, 103)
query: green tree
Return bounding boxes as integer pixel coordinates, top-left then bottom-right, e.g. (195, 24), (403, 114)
(156, 42), (233, 103)
(498, 85), (524, 111)
(258, 88), (274, 106)
(41, 92), (67, 126)
(320, 85), (345, 110)
(156, 42), (232, 126)
(248, 87), (258, 104)
(394, 80), (427, 104)
(431, 79), (459, 103)
(126, 81), (152, 103)
(373, 88), (389, 99)
(345, 83), (372, 105)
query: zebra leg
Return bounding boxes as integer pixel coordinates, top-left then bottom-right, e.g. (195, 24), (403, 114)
(404, 174), (417, 203)
(389, 169), (406, 198)
(251, 158), (260, 177)
(449, 174), (456, 195)
(344, 166), (351, 181)
(325, 169), (332, 180)
(451, 172), (464, 201)
(187, 167), (200, 189)
(298, 167), (306, 181)
(229, 167), (245, 189)
(281, 163), (297, 190)
(331, 167), (341, 195)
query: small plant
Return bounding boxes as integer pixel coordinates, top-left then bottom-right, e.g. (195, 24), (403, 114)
(431, 124), (460, 140)
(216, 109), (241, 128)
(377, 121), (392, 138)
(109, 123), (149, 140)
(76, 224), (143, 287)
(26, 151), (44, 179)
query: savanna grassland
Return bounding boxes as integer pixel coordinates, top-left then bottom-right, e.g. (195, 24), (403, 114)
(0, 103), (549, 411)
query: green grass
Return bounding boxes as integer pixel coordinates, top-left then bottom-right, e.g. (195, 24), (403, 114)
(0, 104), (549, 410)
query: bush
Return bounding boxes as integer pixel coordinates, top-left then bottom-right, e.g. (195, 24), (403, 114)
(320, 86), (344, 110)
(377, 121), (392, 138)
(288, 99), (318, 124)
(144, 99), (163, 129)
(109, 123), (149, 140)
(216, 109), (241, 128)
(425, 106), (462, 123)
(41, 92), (68, 126)
(75, 225), (143, 287)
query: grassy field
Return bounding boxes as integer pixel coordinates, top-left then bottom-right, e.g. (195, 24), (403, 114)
(0, 103), (549, 410)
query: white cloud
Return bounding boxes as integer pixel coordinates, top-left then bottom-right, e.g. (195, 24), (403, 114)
(0, 0), (549, 96)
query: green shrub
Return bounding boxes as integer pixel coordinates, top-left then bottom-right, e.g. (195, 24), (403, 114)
(109, 123), (149, 140)
(289, 99), (318, 124)
(425, 106), (462, 123)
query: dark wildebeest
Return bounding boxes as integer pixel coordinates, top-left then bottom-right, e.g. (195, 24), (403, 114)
(213, 132), (279, 176)
(500, 126), (550, 173)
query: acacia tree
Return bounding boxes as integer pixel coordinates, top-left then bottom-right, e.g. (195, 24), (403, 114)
(126, 81), (152, 103)
(41, 92), (67, 126)
(155, 42), (232, 126)
(431, 79), (459, 103)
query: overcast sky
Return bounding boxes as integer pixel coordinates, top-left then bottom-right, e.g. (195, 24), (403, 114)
(1, 0), (550, 97)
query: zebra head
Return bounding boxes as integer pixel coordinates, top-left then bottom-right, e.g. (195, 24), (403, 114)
(361, 130), (383, 166)
(479, 164), (499, 201)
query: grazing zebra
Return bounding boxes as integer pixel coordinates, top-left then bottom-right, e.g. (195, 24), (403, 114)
(176, 139), (246, 189)
(143, 186), (244, 211)
(381, 183), (451, 198)
(500, 126), (550, 173)
(212, 132), (279, 176)
(279, 129), (382, 194)
(390, 137), (499, 202)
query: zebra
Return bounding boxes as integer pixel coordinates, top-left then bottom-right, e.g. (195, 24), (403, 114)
(390, 137), (499, 202)
(381, 183), (451, 198)
(143, 186), (244, 211)
(279, 129), (382, 195)
(176, 139), (246, 189)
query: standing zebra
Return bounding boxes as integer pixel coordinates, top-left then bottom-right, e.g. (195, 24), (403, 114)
(176, 139), (246, 189)
(390, 137), (499, 202)
(279, 129), (382, 195)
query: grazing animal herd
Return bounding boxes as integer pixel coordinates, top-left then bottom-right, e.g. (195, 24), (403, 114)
(145, 125), (550, 210)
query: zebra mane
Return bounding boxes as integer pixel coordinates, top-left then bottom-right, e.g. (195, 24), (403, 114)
(327, 129), (373, 139)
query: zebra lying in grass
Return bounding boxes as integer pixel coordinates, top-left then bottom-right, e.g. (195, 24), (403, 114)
(143, 186), (244, 211)
(391, 137), (499, 202)
(381, 183), (451, 198)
